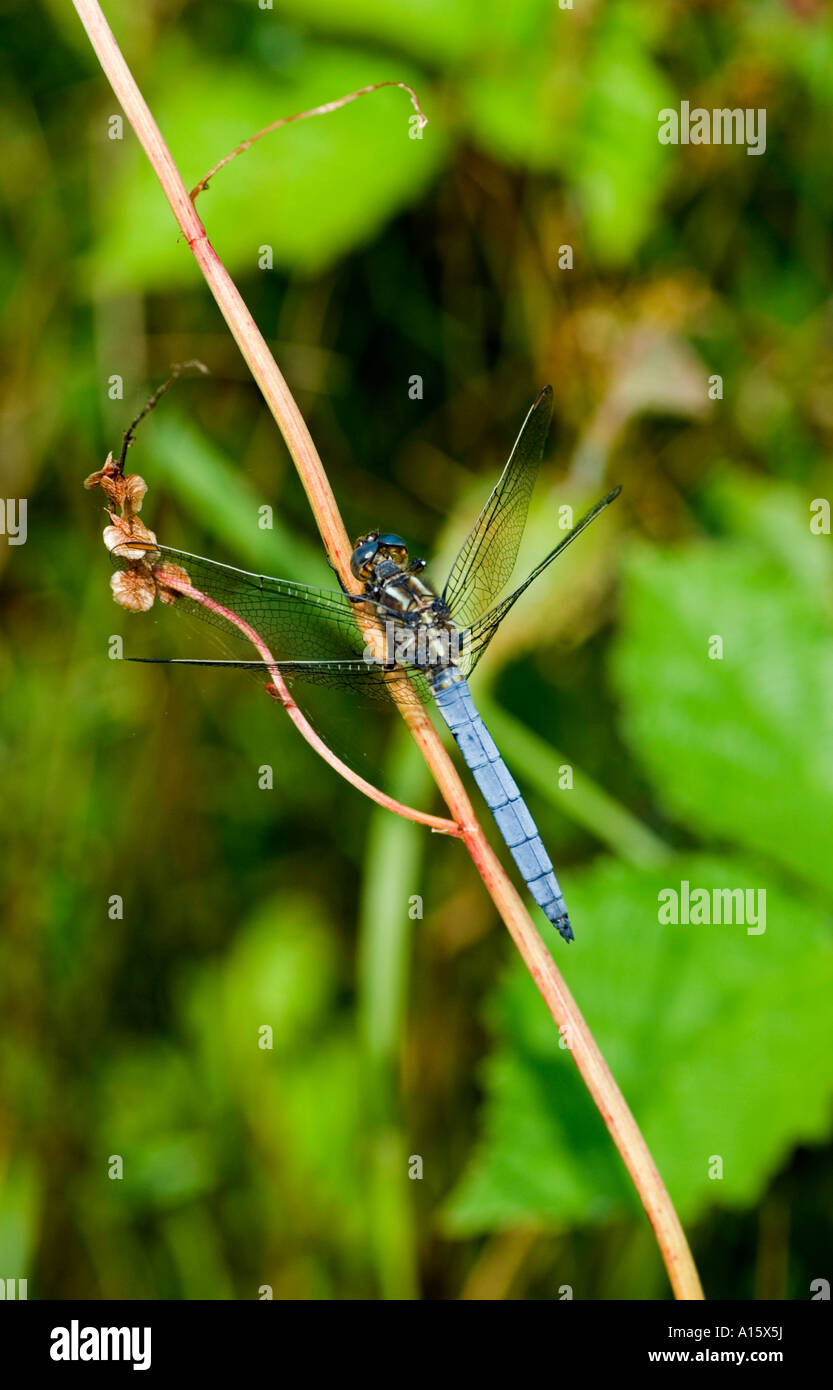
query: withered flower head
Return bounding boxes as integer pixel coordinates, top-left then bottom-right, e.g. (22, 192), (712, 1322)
(86, 452), (191, 613)
(85, 458), (147, 518)
(121, 473), (147, 516)
(103, 511), (159, 564)
(83, 451), (121, 491)
(110, 568), (157, 613)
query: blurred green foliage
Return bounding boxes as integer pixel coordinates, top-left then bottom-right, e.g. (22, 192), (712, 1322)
(1, 0), (832, 1300)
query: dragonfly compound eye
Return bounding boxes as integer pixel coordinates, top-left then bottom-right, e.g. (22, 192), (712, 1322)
(377, 533), (409, 566)
(350, 538), (380, 580)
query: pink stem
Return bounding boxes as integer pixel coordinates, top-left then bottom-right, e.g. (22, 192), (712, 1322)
(190, 82), (428, 200)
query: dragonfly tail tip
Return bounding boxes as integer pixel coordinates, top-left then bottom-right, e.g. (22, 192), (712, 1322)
(555, 916), (575, 943)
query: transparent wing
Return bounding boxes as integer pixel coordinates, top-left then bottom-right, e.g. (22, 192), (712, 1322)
(151, 546), (377, 659)
(127, 546), (430, 707)
(461, 487), (622, 671)
(129, 654), (430, 708)
(441, 387), (554, 629)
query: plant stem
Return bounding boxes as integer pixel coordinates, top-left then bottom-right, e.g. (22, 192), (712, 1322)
(190, 82), (427, 200)
(357, 729), (428, 1299)
(73, 0), (704, 1300)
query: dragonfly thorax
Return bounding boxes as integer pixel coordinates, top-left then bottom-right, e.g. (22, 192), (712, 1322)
(349, 530), (463, 671)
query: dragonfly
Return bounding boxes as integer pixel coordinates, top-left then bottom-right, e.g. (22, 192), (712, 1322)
(129, 388), (621, 942)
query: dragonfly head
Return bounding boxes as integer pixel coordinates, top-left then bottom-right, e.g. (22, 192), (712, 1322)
(350, 531), (409, 582)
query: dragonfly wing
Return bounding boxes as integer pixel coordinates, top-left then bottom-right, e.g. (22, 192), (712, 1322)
(137, 545), (381, 663)
(461, 486), (622, 671)
(130, 653), (430, 707)
(265, 659), (429, 706)
(120, 548), (434, 795)
(441, 387), (553, 630)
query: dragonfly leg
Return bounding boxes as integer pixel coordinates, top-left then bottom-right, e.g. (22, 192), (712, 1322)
(326, 557), (416, 628)
(326, 555), (367, 601)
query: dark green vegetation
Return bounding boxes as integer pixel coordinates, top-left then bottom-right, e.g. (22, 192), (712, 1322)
(1, 0), (831, 1299)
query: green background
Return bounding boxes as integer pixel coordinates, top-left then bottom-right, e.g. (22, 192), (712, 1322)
(1, 0), (832, 1299)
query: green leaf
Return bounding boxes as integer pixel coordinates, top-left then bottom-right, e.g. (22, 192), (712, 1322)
(183, 894), (341, 1079)
(564, 7), (675, 262)
(88, 43), (446, 291)
(256, 0), (557, 66)
(702, 473), (833, 603)
(613, 536), (833, 898)
(462, 47), (575, 173)
(445, 857), (833, 1234)
(459, 0), (679, 236)
(261, 0), (485, 65)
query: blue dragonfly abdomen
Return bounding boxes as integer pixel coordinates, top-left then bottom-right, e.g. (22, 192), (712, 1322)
(431, 669), (573, 942)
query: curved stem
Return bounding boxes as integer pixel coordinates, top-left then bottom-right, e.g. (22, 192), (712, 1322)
(190, 82), (428, 200)
(73, 0), (704, 1300)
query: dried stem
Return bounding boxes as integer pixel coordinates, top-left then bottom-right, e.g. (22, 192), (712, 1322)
(190, 82), (428, 200)
(73, 0), (704, 1300)
(117, 359), (208, 472)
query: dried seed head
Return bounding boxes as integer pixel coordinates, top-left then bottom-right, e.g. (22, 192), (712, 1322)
(86, 367), (209, 616)
(111, 568), (157, 613)
(121, 473), (147, 516)
(83, 452), (121, 489)
(103, 512), (159, 562)
(86, 460), (150, 517)
(85, 455), (131, 508)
